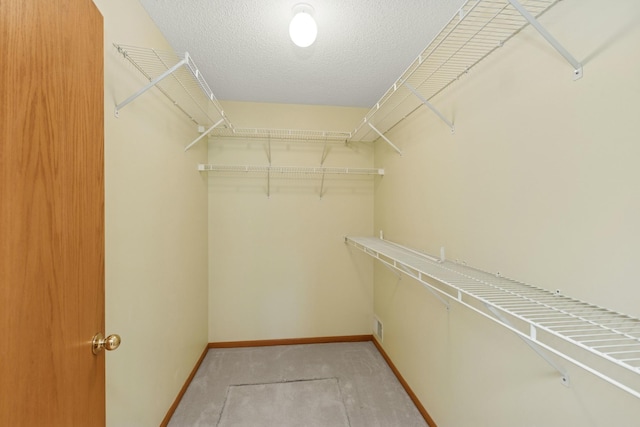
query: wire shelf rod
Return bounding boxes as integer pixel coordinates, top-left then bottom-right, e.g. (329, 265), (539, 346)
(540, 324), (630, 333)
(524, 311), (620, 319)
(555, 328), (637, 337)
(585, 338), (640, 345)
(485, 297), (585, 303)
(544, 313), (640, 328)
(504, 306), (605, 315)
(607, 349), (640, 360)
(540, 314), (640, 323)
(620, 356), (640, 362)
(542, 321), (640, 330)
(566, 331), (633, 339)
(525, 316), (604, 324)
(594, 343), (640, 350)
(470, 294), (565, 302)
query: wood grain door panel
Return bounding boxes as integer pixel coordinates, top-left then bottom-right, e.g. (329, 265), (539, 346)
(0, 1), (105, 425)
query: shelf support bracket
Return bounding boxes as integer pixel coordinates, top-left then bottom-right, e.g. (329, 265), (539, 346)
(184, 118), (224, 152)
(267, 167), (271, 199)
(397, 264), (450, 309)
(321, 137), (329, 166)
(485, 303), (570, 387)
(266, 134), (272, 166)
(404, 83), (455, 133)
(114, 55), (190, 117)
(507, 0), (583, 80)
(345, 237), (449, 310)
(367, 123), (402, 156)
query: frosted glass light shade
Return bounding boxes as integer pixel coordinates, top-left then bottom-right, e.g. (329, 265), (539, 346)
(289, 7), (317, 48)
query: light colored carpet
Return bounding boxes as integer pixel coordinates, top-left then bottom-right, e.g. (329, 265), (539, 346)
(218, 378), (350, 427)
(167, 341), (428, 427)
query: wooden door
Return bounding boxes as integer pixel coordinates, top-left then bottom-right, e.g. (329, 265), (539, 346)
(0, 0), (105, 426)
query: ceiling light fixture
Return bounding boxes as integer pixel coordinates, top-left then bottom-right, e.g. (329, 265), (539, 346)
(289, 3), (317, 48)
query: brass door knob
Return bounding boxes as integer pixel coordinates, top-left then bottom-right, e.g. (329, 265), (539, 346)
(92, 332), (121, 355)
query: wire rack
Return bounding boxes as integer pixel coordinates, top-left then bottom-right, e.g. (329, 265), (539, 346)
(113, 44), (356, 145)
(209, 127), (352, 142)
(349, 0), (562, 142)
(203, 165), (382, 198)
(345, 236), (640, 399)
(199, 164), (384, 176)
(115, 1), (573, 147)
(113, 44), (231, 130)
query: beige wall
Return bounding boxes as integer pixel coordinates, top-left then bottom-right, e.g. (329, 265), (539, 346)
(373, 0), (640, 425)
(93, 0), (209, 426)
(208, 101), (374, 342)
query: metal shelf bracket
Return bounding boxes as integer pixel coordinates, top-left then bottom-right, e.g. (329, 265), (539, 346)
(345, 237), (449, 309)
(320, 170), (326, 199)
(508, 0), (583, 80)
(267, 168), (271, 199)
(404, 83), (455, 133)
(184, 118), (224, 152)
(321, 138), (330, 166)
(367, 122), (403, 156)
(486, 303), (570, 386)
(114, 53), (190, 118)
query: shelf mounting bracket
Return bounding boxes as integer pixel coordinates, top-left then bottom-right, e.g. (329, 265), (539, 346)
(266, 134), (272, 166)
(184, 118), (224, 152)
(267, 168), (271, 199)
(367, 122), (402, 156)
(320, 137), (329, 166)
(404, 83), (455, 133)
(485, 303), (570, 387)
(114, 54), (190, 117)
(320, 170), (326, 199)
(507, 0), (583, 80)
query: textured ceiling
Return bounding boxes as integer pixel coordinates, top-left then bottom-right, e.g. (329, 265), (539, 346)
(138, 0), (466, 108)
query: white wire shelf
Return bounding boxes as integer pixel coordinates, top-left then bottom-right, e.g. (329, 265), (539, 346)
(209, 127), (352, 142)
(199, 164), (384, 176)
(345, 236), (640, 399)
(113, 44), (232, 135)
(115, 1), (580, 151)
(349, 0), (576, 143)
(202, 165), (382, 198)
(113, 44), (354, 148)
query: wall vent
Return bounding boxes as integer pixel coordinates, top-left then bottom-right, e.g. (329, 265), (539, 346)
(373, 316), (383, 342)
